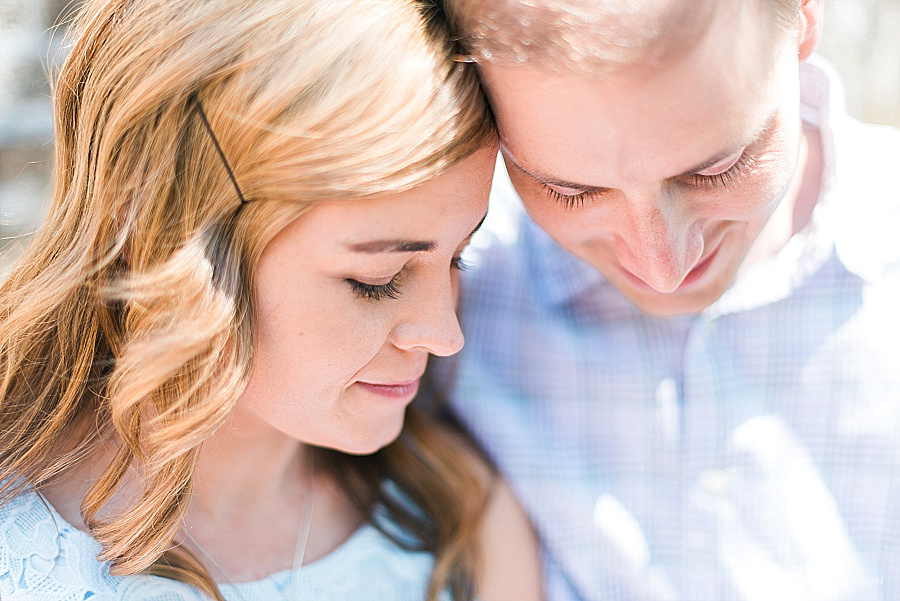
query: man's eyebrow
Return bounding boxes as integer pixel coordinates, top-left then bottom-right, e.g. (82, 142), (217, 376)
(348, 240), (436, 253)
(683, 113), (778, 175)
(502, 113), (778, 189)
(501, 145), (606, 192)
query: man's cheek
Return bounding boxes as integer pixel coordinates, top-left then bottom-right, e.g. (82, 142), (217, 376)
(517, 185), (563, 228)
(712, 157), (793, 222)
(748, 163), (794, 219)
(753, 126), (800, 201)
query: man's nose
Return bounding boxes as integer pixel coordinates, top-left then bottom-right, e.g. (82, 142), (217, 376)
(613, 188), (704, 293)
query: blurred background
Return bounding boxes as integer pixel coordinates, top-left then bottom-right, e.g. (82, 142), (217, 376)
(0, 0), (898, 249)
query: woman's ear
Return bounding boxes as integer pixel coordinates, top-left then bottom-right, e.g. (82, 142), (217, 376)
(798, 0), (824, 61)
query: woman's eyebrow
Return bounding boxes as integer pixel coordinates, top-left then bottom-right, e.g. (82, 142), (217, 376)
(347, 212), (487, 254)
(348, 240), (436, 253)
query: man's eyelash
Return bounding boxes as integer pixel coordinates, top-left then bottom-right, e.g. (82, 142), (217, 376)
(688, 153), (756, 188)
(348, 277), (401, 301)
(541, 153), (756, 205)
(542, 187), (603, 209)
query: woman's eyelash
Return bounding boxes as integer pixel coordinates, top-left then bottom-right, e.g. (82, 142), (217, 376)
(348, 257), (467, 301)
(348, 277), (401, 301)
(688, 153), (755, 188)
(542, 186), (602, 209)
(451, 255), (469, 271)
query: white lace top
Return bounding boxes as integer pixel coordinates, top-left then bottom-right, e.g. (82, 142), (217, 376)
(0, 488), (446, 600)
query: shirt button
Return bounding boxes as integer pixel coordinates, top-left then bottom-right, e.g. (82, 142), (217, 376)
(699, 469), (730, 497)
(655, 377), (680, 442)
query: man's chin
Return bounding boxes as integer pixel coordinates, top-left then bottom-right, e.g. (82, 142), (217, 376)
(618, 284), (727, 317)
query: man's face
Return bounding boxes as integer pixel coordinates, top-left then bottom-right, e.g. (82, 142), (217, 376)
(479, 2), (809, 316)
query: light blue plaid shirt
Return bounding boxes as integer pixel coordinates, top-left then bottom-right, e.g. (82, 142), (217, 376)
(443, 58), (900, 601)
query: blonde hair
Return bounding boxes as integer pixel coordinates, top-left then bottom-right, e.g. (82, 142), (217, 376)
(0, 0), (495, 599)
(443, 0), (802, 71)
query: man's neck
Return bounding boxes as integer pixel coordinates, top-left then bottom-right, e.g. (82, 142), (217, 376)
(792, 123), (825, 236)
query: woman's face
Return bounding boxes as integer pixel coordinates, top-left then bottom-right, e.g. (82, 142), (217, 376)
(238, 147), (495, 454)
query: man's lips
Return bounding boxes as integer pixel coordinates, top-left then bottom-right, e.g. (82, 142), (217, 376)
(678, 247), (719, 288)
(620, 244), (722, 293)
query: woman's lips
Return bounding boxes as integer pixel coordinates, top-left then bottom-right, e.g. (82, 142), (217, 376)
(356, 379), (421, 400)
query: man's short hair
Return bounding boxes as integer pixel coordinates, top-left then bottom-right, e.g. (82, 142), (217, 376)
(443, 0), (802, 72)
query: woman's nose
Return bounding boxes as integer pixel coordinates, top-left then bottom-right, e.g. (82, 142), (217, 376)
(389, 274), (465, 357)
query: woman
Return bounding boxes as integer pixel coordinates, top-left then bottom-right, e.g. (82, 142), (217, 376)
(0, 0), (541, 599)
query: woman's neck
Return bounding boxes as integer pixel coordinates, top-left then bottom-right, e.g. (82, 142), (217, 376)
(188, 404), (312, 520)
(176, 405), (325, 582)
(40, 404), (363, 582)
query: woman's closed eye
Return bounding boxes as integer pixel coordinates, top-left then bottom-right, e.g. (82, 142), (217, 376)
(450, 255), (469, 271)
(347, 254), (469, 301)
(348, 275), (403, 301)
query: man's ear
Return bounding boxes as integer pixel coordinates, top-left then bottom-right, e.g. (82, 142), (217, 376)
(798, 0), (824, 61)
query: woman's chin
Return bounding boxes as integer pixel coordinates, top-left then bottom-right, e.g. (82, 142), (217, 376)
(329, 420), (405, 456)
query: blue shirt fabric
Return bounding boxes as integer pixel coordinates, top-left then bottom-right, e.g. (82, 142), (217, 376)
(444, 57), (900, 601)
(0, 487), (445, 600)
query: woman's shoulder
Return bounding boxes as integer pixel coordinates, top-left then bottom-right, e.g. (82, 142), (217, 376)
(0, 488), (205, 600)
(475, 478), (543, 601)
(400, 415), (543, 601)
(0, 489), (63, 584)
(419, 422), (543, 601)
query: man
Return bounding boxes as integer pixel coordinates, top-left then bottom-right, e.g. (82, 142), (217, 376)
(437, 0), (900, 599)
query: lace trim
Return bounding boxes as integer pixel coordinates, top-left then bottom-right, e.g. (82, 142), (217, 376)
(1, 489), (440, 600)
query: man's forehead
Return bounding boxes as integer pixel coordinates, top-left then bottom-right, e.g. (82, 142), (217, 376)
(452, 0), (724, 71)
(485, 19), (781, 189)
